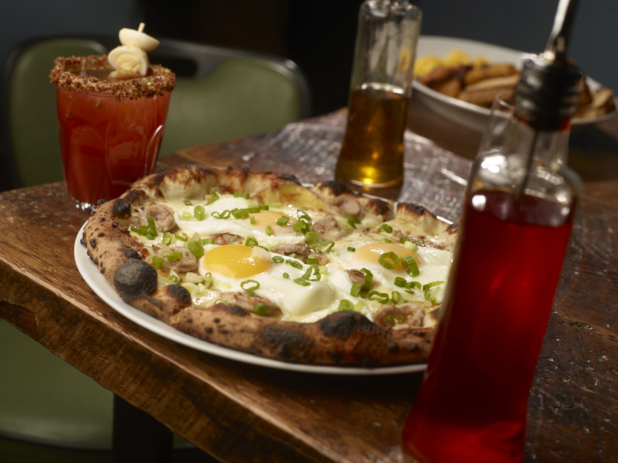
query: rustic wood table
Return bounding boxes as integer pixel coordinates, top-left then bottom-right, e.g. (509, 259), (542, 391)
(1, 93), (617, 462)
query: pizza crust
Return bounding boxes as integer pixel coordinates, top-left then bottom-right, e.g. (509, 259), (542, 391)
(83, 165), (456, 366)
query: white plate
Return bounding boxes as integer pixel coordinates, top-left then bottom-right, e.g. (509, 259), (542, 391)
(413, 36), (618, 132)
(74, 223), (427, 376)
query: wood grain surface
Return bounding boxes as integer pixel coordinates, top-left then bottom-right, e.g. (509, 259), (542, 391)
(1, 97), (617, 462)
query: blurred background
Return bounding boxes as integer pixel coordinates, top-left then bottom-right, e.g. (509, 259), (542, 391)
(1, 0), (616, 116)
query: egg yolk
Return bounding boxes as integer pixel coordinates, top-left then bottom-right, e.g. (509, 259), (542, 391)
(352, 242), (421, 272)
(242, 210), (296, 234)
(203, 245), (272, 279)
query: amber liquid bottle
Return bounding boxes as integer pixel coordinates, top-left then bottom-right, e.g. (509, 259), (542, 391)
(335, 0), (421, 193)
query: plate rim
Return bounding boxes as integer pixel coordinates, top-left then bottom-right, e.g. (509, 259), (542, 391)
(74, 222), (427, 376)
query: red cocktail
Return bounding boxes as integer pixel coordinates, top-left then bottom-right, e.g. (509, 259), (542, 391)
(50, 55), (175, 211)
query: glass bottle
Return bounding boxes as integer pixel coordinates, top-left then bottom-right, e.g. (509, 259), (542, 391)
(335, 0), (421, 193)
(402, 1), (582, 460)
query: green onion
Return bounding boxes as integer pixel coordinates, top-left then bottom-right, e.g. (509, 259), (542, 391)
(162, 232), (172, 246)
(152, 256), (163, 269)
(175, 232), (188, 242)
(386, 314), (406, 327)
(182, 211), (192, 220)
(184, 200), (192, 206)
(293, 278), (311, 286)
(206, 191), (220, 205)
(234, 192), (250, 199)
(253, 303), (267, 316)
(347, 214), (361, 229)
(378, 252), (399, 269)
(354, 301), (364, 311)
(394, 277), (407, 288)
(250, 216), (256, 225)
(350, 282), (362, 297)
(369, 291), (389, 304)
(360, 268), (373, 293)
(245, 237), (258, 248)
(201, 238), (215, 245)
(347, 247), (356, 252)
(423, 281), (445, 303)
(276, 216), (289, 226)
(402, 239), (418, 252)
(231, 208), (249, 220)
(311, 240), (334, 253)
(187, 240), (205, 259)
(169, 274), (180, 285)
(166, 251), (184, 261)
(285, 259), (303, 269)
(212, 210), (231, 219)
(145, 216), (158, 239)
(301, 265), (321, 281)
(268, 203), (281, 209)
(283, 273), (289, 279)
(391, 291), (402, 305)
(304, 231), (322, 244)
(318, 266), (327, 274)
(400, 255), (420, 277)
(378, 223), (393, 233)
(194, 205), (206, 221)
(258, 205), (270, 211)
(265, 225), (273, 236)
(307, 257), (319, 265)
(338, 299), (354, 311)
(380, 238), (393, 243)
(406, 281), (422, 294)
(241, 280), (260, 296)
(272, 256), (284, 264)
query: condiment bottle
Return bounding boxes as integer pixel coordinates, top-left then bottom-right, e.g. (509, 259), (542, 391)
(335, 0), (421, 194)
(402, 0), (582, 461)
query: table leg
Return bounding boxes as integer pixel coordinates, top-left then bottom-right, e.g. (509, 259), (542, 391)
(112, 394), (173, 463)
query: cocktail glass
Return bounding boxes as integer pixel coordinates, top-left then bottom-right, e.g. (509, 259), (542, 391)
(50, 55), (175, 212)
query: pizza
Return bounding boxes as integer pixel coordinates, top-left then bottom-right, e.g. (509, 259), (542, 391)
(82, 164), (457, 366)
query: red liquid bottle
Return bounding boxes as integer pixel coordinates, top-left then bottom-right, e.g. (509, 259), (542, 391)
(403, 6), (583, 458)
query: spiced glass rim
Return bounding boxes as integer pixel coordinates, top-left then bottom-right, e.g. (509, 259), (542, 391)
(50, 55), (176, 100)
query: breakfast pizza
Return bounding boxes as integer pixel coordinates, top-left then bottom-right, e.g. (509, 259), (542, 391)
(82, 165), (456, 366)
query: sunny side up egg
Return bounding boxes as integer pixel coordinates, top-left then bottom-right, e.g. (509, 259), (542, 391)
(197, 244), (362, 321)
(175, 197), (306, 248)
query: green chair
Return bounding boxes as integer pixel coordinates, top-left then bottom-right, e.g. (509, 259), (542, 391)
(1, 36), (311, 189)
(0, 36), (310, 460)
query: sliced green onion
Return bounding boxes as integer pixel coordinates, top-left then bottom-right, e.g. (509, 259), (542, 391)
(301, 265), (321, 281)
(206, 191), (220, 205)
(145, 216), (158, 239)
(258, 204), (270, 211)
(187, 240), (205, 259)
(169, 274), (180, 285)
(265, 225), (273, 236)
(272, 256), (284, 264)
(162, 232), (172, 246)
(285, 259), (303, 270)
(338, 299), (354, 311)
(245, 237), (258, 248)
(405, 281), (422, 294)
(234, 192), (250, 199)
(306, 257), (319, 265)
(293, 278), (311, 286)
(380, 238), (393, 243)
(241, 279), (260, 296)
(403, 240), (418, 252)
(184, 200), (192, 205)
(391, 291), (402, 305)
(201, 237), (215, 245)
(347, 214), (361, 229)
(276, 216), (289, 226)
(360, 268), (373, 293)
(350, 282), (362, 297)
(423, 281), (445, 292)
(167, 251), (184, 261)
(318, 266), (328, 274)
(194, 205), (206, 221)
(369, 291), (389, 304)
(394, 276), (407, 288)
(347, 247), (356, 252)
(304, 231), (322, 244)
(152, 256), (163, 269)
(353, 301), (364, 312)
(175, 232), (188, 242)
(378, 252), (399, 269)
(386, 314), (406, 327)
(400, 255), (420, 277)
(268, 203), (281, 209)
(250, 216), (256, 225)
(283, 273), (289, 279)
(378, 223), (393, 233)
(182, 211), (192, 220)
(253, 303), (267, 316)
(231, 208), (249, 220)
(311, 240), (334, 253)
(212, 210), (231, 219)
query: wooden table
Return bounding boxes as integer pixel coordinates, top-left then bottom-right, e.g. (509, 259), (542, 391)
(1, 93), (617, 462)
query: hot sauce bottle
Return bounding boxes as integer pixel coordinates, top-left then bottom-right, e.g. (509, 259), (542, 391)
(402, 1), (582, 461)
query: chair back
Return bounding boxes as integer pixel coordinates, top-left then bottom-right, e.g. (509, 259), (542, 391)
(2, 37), (311, 189)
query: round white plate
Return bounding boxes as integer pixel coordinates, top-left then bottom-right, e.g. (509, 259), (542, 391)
(74, 223), (427, 376)
(413, 36), (618, 132)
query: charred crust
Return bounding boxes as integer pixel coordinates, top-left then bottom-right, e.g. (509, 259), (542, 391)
(98, 232), (105, 237)
(365, 198), (391, 216)
(317, 180), (352, 197)
(165, 284), (191, 305)
(112, 198), (132, 218)
(447, 223), (458, 233)
(318, 311), (378, 340)
(122, 249), (141, 260)
(398, 202), (429, 217)
(261, 325), (309, 362)
(89, 238), (97, 249)
(112, 221), (119, 228)
(80, 237), (86, 247)
(113, 260), (158, 302)
(388, 342), (400, 353)
(124, 190), (141, 204)
(278, 173), (301, 184)
(99, 217), (106, 222)
(220, 305), (249, 317)
(97, 199), (107, 206)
